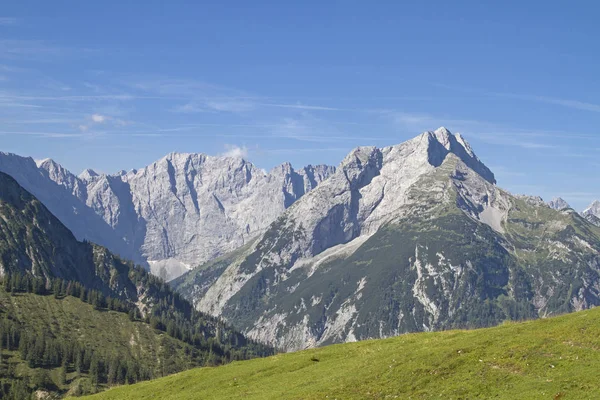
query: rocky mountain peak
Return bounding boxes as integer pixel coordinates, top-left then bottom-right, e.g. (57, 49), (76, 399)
(162, 151), (209, 167)
(183, 128), (600, 352)
(421, 127), (495, 184)
(584, 200), (600, 216)
(36, 157), (85, 199)
(79, 168), (99, 181)
(431, 126), (453, 148)
(583, 200), (600, 226)
(36, 158), (77, 184)
(548, 197), (571, 210)
(270, 161), (295, 176)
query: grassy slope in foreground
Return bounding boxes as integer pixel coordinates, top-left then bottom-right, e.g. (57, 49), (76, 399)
(84, 308), (600, 400)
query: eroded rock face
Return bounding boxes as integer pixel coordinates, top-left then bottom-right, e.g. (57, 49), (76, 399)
(174, 128), (600, 352)
(0, 151), (335, 281)
(117, 154), (334, 280)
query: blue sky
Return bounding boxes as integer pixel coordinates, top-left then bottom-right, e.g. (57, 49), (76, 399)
(1, 1), (599, 210)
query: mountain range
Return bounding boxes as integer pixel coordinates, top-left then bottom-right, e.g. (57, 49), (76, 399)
(173, 128), (600, 351)
(1, 128), (599, 355)
(0, 151), (334, 281)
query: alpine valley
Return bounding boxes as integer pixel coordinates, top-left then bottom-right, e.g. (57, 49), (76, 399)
(1, 127), (600, 398)
(0, 171), (273, 398)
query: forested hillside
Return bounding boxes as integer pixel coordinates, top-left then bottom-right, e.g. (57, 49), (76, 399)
(0, 171), (273, 398)
(0, 277), (271, 398)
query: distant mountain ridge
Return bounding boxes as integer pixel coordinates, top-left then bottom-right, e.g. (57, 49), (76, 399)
(548, 197), (570, 210)
(174, 128), (600, 351)
(583, 200), (600, 226)
(0, 151), (335, 281)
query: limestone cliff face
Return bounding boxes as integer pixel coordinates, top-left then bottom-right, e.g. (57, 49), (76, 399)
(117, 154), (334, 280)
(0, 151), (335, 281)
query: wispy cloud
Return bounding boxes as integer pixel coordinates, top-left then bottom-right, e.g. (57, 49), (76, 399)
(558, 152), (599, 159)
(495, 93), (600, 113)
(176, 100), (256, 113)
(488, 166), (526, 178)
(173, 99), (343, 114)
(257, 103), (344, 111)
(517, 142), (557, 149)
(0, 100), (44, 108)
(130, 78), (248, 99)
(0, 130), (94, 138)
(433, 82), (600, 114)
(3, 117), (78, 124)
(221, 144), (249, 159)
(0, 64), (28, 73)
(263, 147), (349, 154)
(557, 192), (598, 198)
(505, 184), (547, 197)
(0, 92), (137, 102)
(78, 113), (130, 132)
(0, 39), (65, 60)
(171, 103), (211, 113)
(269, 116), (387, 143)
(207, 100), (256, 113)
(91, 114), (107, 123)
(380, 110), (494, 133)
(134, 77), (349, 115)
(473, 133), (558, 149)
(0, 17), (18, 26)
(271, 117), (341, 142)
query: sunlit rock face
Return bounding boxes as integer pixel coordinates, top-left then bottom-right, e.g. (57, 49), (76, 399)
(174, 128), (600, 352)
(0, 150), (335, 281)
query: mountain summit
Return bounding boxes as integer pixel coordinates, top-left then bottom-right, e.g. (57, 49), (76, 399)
(548, 197), (571, 210)
(583, 200), (600, 226)
(174, 128), (600, 351)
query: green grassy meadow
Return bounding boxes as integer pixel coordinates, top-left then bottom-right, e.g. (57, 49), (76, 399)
(83, 307), (600, 399)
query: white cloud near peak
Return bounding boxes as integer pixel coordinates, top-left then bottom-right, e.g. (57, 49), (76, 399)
(222, 145), (249, 159)
(91, 114), (107, 123)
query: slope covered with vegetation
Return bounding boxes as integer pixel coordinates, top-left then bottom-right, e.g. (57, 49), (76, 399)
(0, 171), (274, 398)
(0, 285), (207, 398)
(86, 306), (600, 399)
